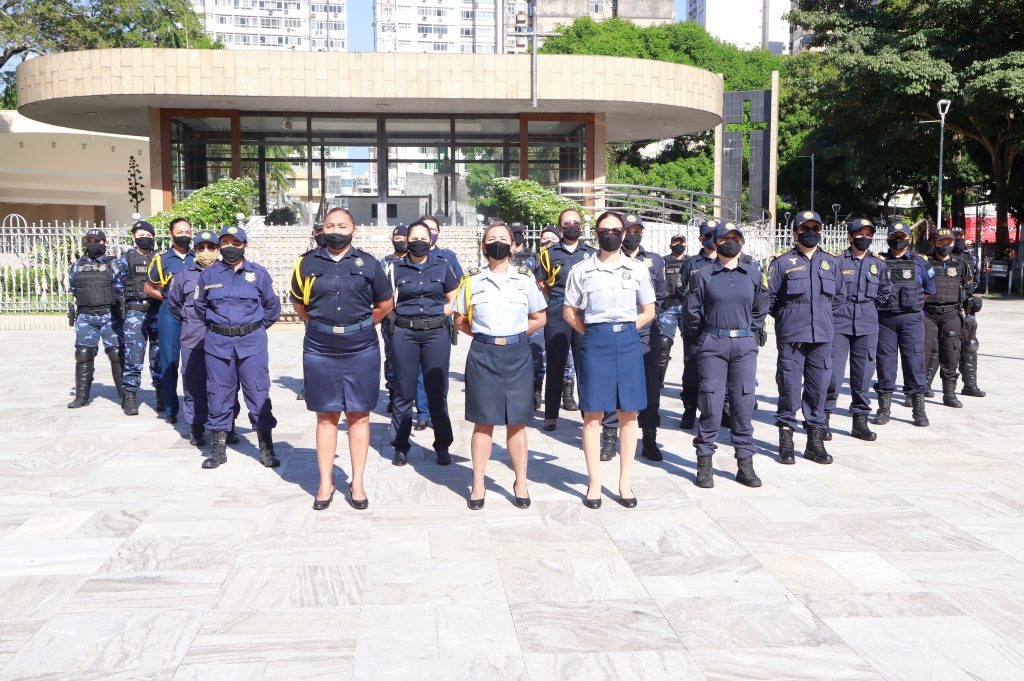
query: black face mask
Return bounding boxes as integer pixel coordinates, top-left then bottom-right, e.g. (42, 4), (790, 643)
(852, 236), (873, 252)
(889, 238), (910, 251)
(512, 232), (525, 245)
(597, 231), (623, 252)
(484, 241), (511, 261)
(934, 244), (954, 257)
(953, 238), (967, 254)
(797, 230), (822, 247)
(562, 226), (582, 241)
(86, 243), (106, 259)
(220, 245), (244, 265)
(135, 237), (154, 251)
(172, 235), (192, 249)
(670, 244), (686, 255)
(622, 233), (643, 252)
(323, 232), (352, 251)
(392, 240), (408, 254)
(716, 239), (742, 258)
(407, 240), (431, 257)
(314, 232), (327, 248)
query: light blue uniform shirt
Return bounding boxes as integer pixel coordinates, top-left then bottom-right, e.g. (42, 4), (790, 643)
(563, 253), (656, 323)
(455, 265), (546, 336)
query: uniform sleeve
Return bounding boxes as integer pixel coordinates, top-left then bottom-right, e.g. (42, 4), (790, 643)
(653, 256), (668, 309)
(68, 260), (79, 294)
(442, 265), (460, 294)
(751, 269), (769, 331)
(635, 265), (656, 306)
(193, 269), (209, 322)
(447, 251), (465, 280)
(525, 276), (546, 313)
(563, 266), (584, 308)
(289, 254), (308, 305)
(261, 270), (281, 327)
(454, 277), (470, 316)
(766, 258), (783, 316)
(370, 258), (393, 303)
(683, 271), (705, 338)
(921, 260), (937, 295)
(875, 259), (894, 307)
(829, 255), (844, 312)
(147, 254), (165, 287)
(533, 248), (549, 283)
(675, 256), (691, 301)
(111, 259), (123, 297)
(165, 275), (184, 321)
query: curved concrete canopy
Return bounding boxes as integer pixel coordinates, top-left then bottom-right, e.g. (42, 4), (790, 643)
(17, 49), (723, 141)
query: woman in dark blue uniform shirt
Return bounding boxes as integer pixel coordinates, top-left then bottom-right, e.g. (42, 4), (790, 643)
(291, 208), (394, 510)
(389, 221), (460, 467)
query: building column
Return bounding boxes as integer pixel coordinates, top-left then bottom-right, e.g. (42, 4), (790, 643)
(147, 107), (170, 212)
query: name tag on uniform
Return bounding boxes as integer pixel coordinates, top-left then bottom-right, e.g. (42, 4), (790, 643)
(785, 266), (806, 274)
(842, 269), (855, 275)
(204, 283), (224, 290)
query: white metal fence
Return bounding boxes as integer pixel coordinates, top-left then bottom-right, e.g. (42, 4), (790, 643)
(1, 220), (891, 316)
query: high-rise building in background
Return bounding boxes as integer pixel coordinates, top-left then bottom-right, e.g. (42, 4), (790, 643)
(531, 0), (674, 36)
(191, 0), (347, 51)
(687, 0), (790, 55)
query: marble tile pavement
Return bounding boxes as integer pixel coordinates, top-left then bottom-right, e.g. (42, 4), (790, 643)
(1, 298), (1023, 680)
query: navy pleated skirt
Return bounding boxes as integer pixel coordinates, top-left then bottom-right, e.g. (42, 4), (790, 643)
(465, 338), (533, 425)
(578, 322), (647, 413)
(302, 325), (380, 413)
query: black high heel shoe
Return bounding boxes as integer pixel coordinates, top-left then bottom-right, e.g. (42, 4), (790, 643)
(348, 483), (368, 510)
(583, 486), (602, 509)
(468, 487), (485, 510)
(617, 493), (638, 509)
(513, 479), (531, 509)
(313, 485), (335, 511)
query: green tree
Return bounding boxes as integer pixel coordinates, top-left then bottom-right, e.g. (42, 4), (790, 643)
(790, 0), (1024, 250)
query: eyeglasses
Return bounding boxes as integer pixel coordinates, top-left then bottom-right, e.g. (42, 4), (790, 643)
(560, 220), (582, 228)
(596, 229), (623, 236)
(195, 244), (218, 252)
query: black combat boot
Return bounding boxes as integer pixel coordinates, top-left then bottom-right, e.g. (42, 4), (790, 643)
(680, 405), (697, 429)
(154, 386), (165, 413)
(823, 411), (833, 441)
(226, 427), (240, 445)
(106, 347), (124, 401)
(694, 456), (714, 488)
(641, 427), (662, 461)
(911, 393), (930, 427)
(600, 426), (617, 461)
(67, 348), (95, 409)
(257, 430), (280, 467)
(202, 430), (227, 469)
(872, 392), (892, 425)
(122, 391), (139, 416)
(778, 425), (795, 464)
(960, 348), (986, 397)
(534, 381), (543, 411)
(189, 423), (205, 446)
(735, 456), (762, 487)
(804, 426), (833, 465)
(942, 377), (963, 408)
(561, 378), (578, 411)
(925, 351), (939, 398)
(851, 413), (877, 441)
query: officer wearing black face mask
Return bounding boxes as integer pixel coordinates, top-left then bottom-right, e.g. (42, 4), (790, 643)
(658, 234), (687, 386)
(508, 222), (546, 409)
(951, 230), (985, 398)
(295, 223), (326, 402)
(677, 219), (721, 429)
(924, 227), (974, 408)
(379, 224), (408, 412)
(116, 220), (161, 415)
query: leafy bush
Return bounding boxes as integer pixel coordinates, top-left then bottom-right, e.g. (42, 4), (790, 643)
(148, 178), (256, 231)
(487, 178), (582, 226)
(266, 206), (298, 225)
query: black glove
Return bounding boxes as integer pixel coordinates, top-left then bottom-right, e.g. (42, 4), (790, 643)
(755, 326), (767, 347)
(448, 318), (458, 346)
(116, 298), (126, 320)
(67, 301), (77, 327)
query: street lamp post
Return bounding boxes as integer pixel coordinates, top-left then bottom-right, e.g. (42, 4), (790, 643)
(832, 203), (841, 229)
(796, 154), (815, 211)
(936, 99), (952, 230)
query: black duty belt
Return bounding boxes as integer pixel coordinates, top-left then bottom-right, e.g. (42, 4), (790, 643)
(207, 321), (262, 337)
(474, 333), (526, 346)
(308, 318), (374, 335)
(925, 303), (959, 314)
(394, 315), (447, 331)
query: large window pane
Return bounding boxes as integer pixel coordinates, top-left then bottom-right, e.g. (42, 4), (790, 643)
(526, 119), (586, 188)
(170, 117), (234, 203)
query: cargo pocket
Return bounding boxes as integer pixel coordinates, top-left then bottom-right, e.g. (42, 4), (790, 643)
(698, 380), (719, 415)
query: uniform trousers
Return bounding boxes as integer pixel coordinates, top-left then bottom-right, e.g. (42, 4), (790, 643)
(205, 347), (276, 432)
(121, 309), (160, 392)
(826, 332), (878, 415)
(156, 305), (183, 416)
(695, 334), (758, 458)
(543, 307), (582, 420)
(390, 326), (454, 452)
(774, 340), (831, 430)
(875, 311), (926, 395)
(924, 306), (962, 381)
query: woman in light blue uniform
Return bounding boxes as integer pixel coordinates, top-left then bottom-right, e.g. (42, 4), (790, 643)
(563, 211), (656, 510)
(454, 223), (547, 510)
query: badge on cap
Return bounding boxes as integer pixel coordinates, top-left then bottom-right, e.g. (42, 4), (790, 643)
(869, 264), (878, 275)
(820, 261), (830, 271)
(627, 214), (636, 221)
(202, 231), (213, 240)
(244, 271), (256, 283)
(803, 211), (814, 219)
(228, 226), (238, 234)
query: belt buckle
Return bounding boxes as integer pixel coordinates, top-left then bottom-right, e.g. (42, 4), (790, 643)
(612, 323), (623, 333)
(728, 329), (739, 338)
(333, 325), (345, 334)
(495, 337), (507, 346)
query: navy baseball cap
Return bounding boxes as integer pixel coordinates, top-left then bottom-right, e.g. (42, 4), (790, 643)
(392, 223), (408, 237)
(698, 218), (720, 236)
(219, 225), (247, 243)
(670, 233), (686, 242)
(714, 221), (744, 242)
(510, 222), (526, 233)
(888, 222), (911, 236)
(623, 213), (644, 229)
(85, 228), (106, 241)
(847, 218), (875, 234)
(131, 220), (155, 235)
(541, 225), (561, 239)
(931, 227), (955, 242)
(194, 229), (218, 247)
(795, 210), (822, 228)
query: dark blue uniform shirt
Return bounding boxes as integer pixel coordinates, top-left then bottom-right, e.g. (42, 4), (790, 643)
(677, 250), (717, 300)
(194, 259), (281, 359)
(392, 252), (459, 318)
(290, 247), (392, 326)
(684, 259), (768, 337)
(433, 246), (463, 280)
(534, 241), (595, 306)
(768, 247), (843, 343)
(834, 249), (893, 336)
(147, 248), (195, 291)
(165, 263), (206, 348)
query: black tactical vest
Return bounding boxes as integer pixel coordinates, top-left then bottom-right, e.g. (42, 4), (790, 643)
(928, 257), (966, 305)
(664, 256), (683, 306)
(880, 254), (924, 313)
(74, 257), (116, 313)
(511, 248), (536, 268)
(122, 249), (153, 302)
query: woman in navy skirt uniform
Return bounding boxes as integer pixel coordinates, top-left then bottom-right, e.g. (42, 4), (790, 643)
(290, 208), (394, 510)
(454, 223), (547, 510)
(563, 211), (656, 509)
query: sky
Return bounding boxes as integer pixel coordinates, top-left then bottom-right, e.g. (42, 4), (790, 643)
(346, 1), (692, 53)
